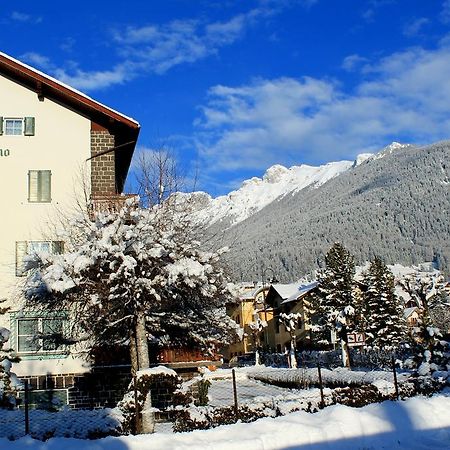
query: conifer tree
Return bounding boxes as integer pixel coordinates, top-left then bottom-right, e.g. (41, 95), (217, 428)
(362, 257), (405, 348)
(399, 270), (449, 374)
(314, 243), (356, 342)
(0, 300), (20, 408)
(313, 243), (356, 366)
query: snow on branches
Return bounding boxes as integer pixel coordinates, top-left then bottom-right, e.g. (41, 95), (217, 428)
(24, 197), (240, 362)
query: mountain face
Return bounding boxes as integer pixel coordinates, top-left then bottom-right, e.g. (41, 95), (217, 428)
(196, 141), (450, 282)
(189, 153), (375, 229)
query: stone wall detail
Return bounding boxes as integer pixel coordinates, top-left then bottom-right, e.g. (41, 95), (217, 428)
(90, 125), (116, 197)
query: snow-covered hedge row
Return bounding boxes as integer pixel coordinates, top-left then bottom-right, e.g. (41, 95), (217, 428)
(249, 366), (411, 389)
(173, 380), (417, 432)
(0, 408), (122, 441)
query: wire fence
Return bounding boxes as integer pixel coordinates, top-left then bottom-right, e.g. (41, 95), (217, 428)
(0, 354), (411, 439)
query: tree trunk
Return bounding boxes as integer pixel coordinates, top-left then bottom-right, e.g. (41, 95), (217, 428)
(290, 335), (298, 369)
(340, 326), (351, 368)
(136, 310), (150, 369)
(129, 329), (139, 377)
(130, 310), (154, 434)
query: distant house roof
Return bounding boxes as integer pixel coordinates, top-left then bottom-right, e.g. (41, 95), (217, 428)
(403, 307), (418, 319)
(281, 281), (319, 304)
(0, 52), (140, 192)
(264, 281), (319, 307)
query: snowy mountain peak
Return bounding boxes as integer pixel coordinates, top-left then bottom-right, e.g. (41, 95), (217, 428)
(376, 142), (412, 159)
(189, 159), (355, 228)
(353, 153), (374, 167)
(263, 164), (290, 183)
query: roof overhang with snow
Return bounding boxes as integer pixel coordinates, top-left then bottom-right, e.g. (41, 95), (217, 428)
(0, 52), (140, 192)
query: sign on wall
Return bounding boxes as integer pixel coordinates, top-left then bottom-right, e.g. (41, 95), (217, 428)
(347, 332), (366, 347)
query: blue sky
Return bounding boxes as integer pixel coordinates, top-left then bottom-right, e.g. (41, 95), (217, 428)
(2, 0), (450, 195)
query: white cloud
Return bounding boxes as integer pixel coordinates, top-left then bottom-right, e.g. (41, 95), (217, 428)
(342, 54), (369, 71)
(441, 0), (450, 23)
(403, 17), (430, 37)
(20, 52), (53, 71)
(195, 40), (450, 175)
(29, 4), (284, 92)
(53, 65), (131, 91)
(11, 11), (42, 23)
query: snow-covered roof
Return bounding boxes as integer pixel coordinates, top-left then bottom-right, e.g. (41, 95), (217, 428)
(281, 281), (319, 304)
(271, 283), (301, 300)
(0, 51), (140, 128)
(403, 307), (418, 319)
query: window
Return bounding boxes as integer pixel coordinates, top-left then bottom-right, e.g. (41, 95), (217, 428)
(0, 117), (35, 136)
(5, 118), (23, 135)
(28, 170), (51, 202)
(15, 316), (67, 354)
(15, 240), (64, 276)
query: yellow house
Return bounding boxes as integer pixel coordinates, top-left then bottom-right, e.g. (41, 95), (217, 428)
(225, 281), (318, 358)
(264, 282), (318, 352)
(224, 282), (274, 359)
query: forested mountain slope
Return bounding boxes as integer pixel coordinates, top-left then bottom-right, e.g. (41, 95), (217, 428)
(211, 141), (450, 281)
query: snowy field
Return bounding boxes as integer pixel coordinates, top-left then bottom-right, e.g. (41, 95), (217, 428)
(3, 394), (450, 449)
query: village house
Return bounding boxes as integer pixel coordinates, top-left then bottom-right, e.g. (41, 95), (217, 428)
(225, 282), (272, 360)
(264, 281), (318, 352)
(225, 280), (318, 359)
(0, 51), (140, 408)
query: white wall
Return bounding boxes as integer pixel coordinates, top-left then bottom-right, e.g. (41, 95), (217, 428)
(0, 74), (91, 375)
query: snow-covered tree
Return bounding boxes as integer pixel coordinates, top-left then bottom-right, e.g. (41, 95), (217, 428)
(314, 244), (355, 333)
(313, 243), (357, 366)
(0, 300), (20, 408)
(278, 312), (302, 368)
(24, 197), (240, 375)
(361, 257), (406, 349)
(248, 313), (267, 365)
(398, 270), (449, 374)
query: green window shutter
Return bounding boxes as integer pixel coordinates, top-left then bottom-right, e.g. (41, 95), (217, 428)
(52, 241), (64, 254)
(40, 170), (51, 202)
(24, 117), (35, 136)
(28, 170), (51, 202)
(28, 171), (38, 202)
(15, 241), (28, 276)
(0, 117), (3, 135)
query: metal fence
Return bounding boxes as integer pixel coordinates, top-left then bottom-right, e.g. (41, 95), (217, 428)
(0, 357), (405, 439)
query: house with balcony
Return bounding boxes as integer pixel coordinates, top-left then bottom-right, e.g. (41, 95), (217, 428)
(0, 51), (140, 408)
(264, 281), (318, 352)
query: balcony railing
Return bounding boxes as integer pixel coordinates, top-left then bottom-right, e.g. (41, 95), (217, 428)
(89, 194), (138, 216)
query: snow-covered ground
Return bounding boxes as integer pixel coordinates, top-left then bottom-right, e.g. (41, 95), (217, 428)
(3, 393), (450, 449)
(207, 376), (325, 408)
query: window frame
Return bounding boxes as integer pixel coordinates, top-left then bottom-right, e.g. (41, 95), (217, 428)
(11, 311), (69, 359)
(4, 118), (24, 136)
(15, 240), (64, 277)
(28, 170), (52, 203)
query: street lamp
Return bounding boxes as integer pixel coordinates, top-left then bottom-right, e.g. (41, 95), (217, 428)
(259, 266), (278, 349)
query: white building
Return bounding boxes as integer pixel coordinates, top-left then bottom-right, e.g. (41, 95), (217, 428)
(0, 52), (139, 407)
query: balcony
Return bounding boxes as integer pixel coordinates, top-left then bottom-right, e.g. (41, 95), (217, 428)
(89, 194), (138, 216)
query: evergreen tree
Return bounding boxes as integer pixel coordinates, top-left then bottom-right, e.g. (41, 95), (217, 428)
(362, 257), (405, 348)
(0, 300), (20, 408)
(399, 270), (449, 374)
(313, 243), (357, 350)
(24, 198), (240, 374)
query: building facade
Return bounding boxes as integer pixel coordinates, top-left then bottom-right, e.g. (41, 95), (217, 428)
(0, 52), (139, 407)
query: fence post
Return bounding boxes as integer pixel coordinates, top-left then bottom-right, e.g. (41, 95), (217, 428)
(317, 363), (325, 408)
(133, 375), (141, 434)
(232, 369), (239, 420)
(24, 380), (29, 435)
(391, 356), (399, 400)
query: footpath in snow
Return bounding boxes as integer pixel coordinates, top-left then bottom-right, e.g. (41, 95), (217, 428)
(3, 394), (450, 450)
